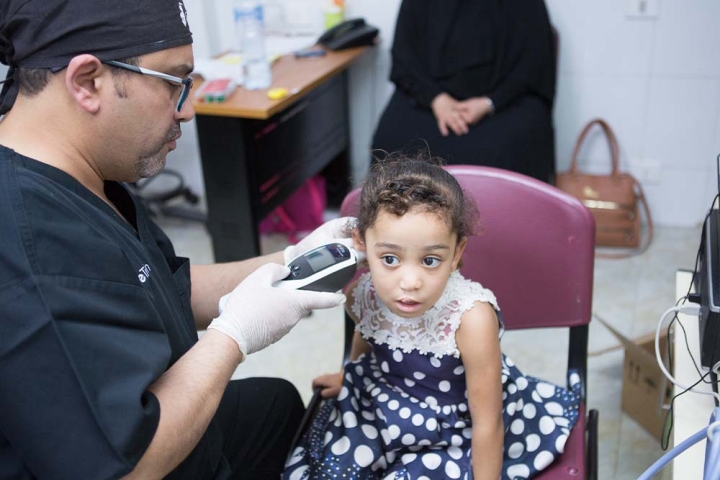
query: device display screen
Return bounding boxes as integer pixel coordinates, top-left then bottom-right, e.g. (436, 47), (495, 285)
(306, 248), (336, 272)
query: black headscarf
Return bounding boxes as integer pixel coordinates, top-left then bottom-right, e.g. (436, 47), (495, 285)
(0, 0), (193, 114)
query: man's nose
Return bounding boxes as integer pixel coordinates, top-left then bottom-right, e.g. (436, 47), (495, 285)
(176, 96), (195, 122)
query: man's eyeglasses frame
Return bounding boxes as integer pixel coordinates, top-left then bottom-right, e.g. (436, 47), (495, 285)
(103, 60), (193, 112)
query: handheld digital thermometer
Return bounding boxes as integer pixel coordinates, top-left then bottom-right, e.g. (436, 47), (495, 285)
(218, 242), (358, 314)
(275, 242), (358, 292)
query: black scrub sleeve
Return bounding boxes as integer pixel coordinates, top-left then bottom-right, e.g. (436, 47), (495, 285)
(389, 0), (445, 108)
(0, 277), (171, 480)
(487, 0), (555, 112)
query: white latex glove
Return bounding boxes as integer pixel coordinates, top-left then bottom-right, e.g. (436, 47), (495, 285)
(284, 216), (364, 263)
(209, 263), (346, 359)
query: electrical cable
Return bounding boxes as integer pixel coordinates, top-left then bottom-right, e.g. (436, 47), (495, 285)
(654, 305), (720, 455)
(641, 193), (720, 474)
(705, 415), (720, 480)
(667, 296), (705, 385)
(655, 305), (719, 403)
(659, 194), (720, 447)
(661, 370), (713, 450)
(638, 423), (709, 480)
(666, 194), (719, 382)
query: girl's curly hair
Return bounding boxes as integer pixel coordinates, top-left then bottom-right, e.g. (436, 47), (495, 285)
(357, 152), (480, 241)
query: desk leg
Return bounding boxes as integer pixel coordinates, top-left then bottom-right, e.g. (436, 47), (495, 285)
(195, 115), (259, 262)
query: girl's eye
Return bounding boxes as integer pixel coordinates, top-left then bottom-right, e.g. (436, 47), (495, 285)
(381, 255), (399, 266)
(423, 257), (441, 267)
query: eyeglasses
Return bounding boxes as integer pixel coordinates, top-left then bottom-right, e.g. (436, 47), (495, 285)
(103, 60), (193, 112)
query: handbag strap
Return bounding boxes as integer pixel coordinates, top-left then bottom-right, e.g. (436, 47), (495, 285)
(569, 118), (621, 177)
(596, 178), (654, 259)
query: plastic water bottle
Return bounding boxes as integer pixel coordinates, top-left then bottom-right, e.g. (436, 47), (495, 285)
(233, 0), (272, 90)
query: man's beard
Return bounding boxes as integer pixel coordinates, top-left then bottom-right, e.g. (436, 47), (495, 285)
(135, 125), (181, 178)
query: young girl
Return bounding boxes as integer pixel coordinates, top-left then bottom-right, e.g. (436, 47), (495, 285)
(284, 157), (581, 480)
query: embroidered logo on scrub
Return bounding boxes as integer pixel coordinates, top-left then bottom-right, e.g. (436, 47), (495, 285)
(179, 1), (188, 27)
(138, 264), (152, 284)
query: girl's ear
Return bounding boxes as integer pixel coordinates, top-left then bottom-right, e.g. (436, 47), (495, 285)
(452, 236), (467, 270)
(352, 228), (366, 253)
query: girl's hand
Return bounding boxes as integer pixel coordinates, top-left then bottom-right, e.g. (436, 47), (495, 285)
(431, 93), (469, 137)
(455, 97), (494, 126)
(312, 372), (343, 399)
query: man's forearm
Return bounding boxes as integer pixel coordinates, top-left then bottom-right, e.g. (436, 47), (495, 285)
(191, 251), (285, 329)
(122, 329), (242, 479)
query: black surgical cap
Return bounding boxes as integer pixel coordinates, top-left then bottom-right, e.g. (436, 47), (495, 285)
(0, 0), (193, 114)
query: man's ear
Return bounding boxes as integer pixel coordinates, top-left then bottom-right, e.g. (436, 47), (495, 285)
(64, 55), (106, 114)
(452, 235), (467, 270)
(352, 228), (366, 253)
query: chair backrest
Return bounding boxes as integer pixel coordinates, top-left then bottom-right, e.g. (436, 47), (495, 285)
(340, 165), (595, 332)
(450, 165), (594, 330)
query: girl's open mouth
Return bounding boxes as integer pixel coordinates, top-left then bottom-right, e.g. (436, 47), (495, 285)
(396, 298), (422, 313)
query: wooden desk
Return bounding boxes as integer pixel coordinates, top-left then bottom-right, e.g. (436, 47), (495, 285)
(192, 46), (368, 262)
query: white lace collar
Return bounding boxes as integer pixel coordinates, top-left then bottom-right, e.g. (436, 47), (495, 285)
(351, 270), (500, 358)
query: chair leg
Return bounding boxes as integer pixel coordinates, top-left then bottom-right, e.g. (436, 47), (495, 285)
(126, 170), (207, 223)
(286, 387), (324, 465)
(586, 409), (599, 480)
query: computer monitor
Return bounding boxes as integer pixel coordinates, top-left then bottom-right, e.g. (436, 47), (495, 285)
(694, 155), (720, 369)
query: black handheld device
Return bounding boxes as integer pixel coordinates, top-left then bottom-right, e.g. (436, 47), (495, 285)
(217, 242), (358, 314)
(276, 242), (358, 292)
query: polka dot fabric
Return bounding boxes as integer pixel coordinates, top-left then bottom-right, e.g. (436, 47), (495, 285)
(283, 274), (581, 480)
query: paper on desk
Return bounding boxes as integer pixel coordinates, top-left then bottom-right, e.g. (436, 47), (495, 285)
(194, 35), (317, 86)
(195, 55), (244, 85)
(265, 34), (317, 57)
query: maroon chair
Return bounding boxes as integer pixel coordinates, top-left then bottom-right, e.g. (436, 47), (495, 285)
(447, 165), (597, 479)
(291, 165), (598, 479)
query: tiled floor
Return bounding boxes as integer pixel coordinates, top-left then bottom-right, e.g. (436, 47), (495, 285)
(156, 212), (703, 479)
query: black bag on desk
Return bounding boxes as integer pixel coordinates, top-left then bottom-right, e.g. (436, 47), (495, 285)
(318, 18), (379, 50)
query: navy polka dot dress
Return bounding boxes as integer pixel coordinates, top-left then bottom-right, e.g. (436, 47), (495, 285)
(284, 272), (581, 480)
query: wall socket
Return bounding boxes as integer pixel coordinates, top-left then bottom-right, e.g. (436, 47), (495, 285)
(626, 0), (660, 19)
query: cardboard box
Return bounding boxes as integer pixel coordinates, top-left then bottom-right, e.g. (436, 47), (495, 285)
(596, 317), (673, 441)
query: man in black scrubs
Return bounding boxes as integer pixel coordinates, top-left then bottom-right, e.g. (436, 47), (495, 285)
(0, 1), (354, 479)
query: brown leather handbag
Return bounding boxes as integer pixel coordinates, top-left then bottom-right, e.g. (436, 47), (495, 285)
(555, 118), (653, 256)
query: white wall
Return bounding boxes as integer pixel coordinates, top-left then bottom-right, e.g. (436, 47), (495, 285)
(344, 0), (401, 183)
(547, 0), (720, 227)
(177, 0), (719, 227)
(164, 0), (212, 198)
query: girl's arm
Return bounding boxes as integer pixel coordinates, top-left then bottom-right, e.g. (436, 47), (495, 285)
(455, 301), (504, 480)
(312, 279), (372, 398)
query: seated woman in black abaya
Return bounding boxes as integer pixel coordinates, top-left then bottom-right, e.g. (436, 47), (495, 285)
(372, 0), (557, 183)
